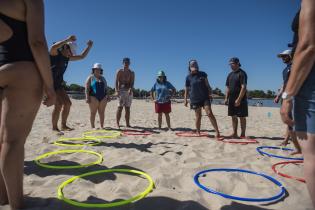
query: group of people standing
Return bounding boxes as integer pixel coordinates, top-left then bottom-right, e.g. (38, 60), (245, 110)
(0, 0), (315, 210)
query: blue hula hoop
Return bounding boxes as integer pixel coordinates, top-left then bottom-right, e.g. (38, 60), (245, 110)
(257, 146), (303, 160)
(194, 168), (286, 202)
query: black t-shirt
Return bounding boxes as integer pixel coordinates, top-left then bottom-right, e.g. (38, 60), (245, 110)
(226, 68), (247, 98)
(282, 64), (291, 90)
(185, 71), (209, 104)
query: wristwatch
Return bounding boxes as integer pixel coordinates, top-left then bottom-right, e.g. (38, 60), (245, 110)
(281, 92), (293, 101)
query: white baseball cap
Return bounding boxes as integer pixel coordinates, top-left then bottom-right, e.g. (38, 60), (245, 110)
(92, 63), (102, 69)
(277, 49), (292, 57)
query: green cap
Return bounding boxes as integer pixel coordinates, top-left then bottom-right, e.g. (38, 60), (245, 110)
(157, 70), (166, 77)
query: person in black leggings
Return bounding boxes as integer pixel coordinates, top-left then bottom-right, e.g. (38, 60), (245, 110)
(0, 0), (55, 209)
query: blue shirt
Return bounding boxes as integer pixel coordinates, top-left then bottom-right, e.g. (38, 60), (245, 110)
(185, 71), (209, 104)
(151, 81), (175, 104)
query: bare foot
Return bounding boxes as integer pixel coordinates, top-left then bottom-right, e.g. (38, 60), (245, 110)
(227, 133), (239, 139)
(216, 135), (224, 141)
(52, 128), (64, 135)
(290, 150), (302, 156)
(126, 124), (132, 128)
(279, 140), (289, 147)
(61, 126), (74, 131)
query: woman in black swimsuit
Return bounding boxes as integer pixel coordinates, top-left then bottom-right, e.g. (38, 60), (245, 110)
(0, 0), (55, 209)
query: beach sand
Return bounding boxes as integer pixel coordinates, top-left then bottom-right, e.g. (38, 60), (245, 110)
(1, 99), (312, 210)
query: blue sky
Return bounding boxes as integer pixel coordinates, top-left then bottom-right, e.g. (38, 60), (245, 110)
(45, 0), (300, 91)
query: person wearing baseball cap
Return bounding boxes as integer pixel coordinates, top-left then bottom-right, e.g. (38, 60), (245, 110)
(85, 63), (109, 129)
(49, 35), (93, 133)
(274, 49), (301, 155)
(225, 57), (248, 138)
(115, 57), (135, 128)
(150, 70), (176, 130)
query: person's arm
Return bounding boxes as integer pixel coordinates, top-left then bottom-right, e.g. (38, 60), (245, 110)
(274, 84), (284, 103)
(50, 35), (76, 56)
(85, 76), (91, 103)
(281, 0), (315, 125)
(204, 78), (212, 97)
(235, 73), (247, 106)
(115, 70), (120, 94)
(184, 87), (189, 107)
(150, 84), (156, 101)
(128, 71), (135, 94)
(25, 0), (55, 106)
(69, 40), (93, 61)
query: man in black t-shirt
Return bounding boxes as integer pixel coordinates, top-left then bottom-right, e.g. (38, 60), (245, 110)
(224, 57), (248, 138)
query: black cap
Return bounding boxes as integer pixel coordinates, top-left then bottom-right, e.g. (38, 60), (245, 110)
(123, 57), (130, 63)
(229, 57), (241, 66)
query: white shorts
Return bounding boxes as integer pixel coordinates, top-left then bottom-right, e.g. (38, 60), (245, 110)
(118, 90), (133, 107)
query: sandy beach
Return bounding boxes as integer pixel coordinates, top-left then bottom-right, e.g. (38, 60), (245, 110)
(1, 99), (312, 210)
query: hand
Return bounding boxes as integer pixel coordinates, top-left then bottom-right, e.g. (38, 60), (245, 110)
(224, 98), (228, 105)
(234, 99), (241, 107)
(128, 88), (133, 95)
(87, 40), (93, 47)
(274, 96), (280, 104)
(86, 97), (91, 104)
(184, 100), (188, 107)
(67, 35), (77, 42)
(280, 99), (294, 127)
(43, 86), (56, 107)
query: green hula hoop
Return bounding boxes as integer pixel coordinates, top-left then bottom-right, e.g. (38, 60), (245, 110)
(34, 150), (103, 169)
(54, 137), (101, 147)
(58, 169), (154, 208)
(83, 130), (121, 139)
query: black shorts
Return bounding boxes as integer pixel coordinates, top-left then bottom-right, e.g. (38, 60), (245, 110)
(228, 98), (248, 117)
(190, 99), (211, 110)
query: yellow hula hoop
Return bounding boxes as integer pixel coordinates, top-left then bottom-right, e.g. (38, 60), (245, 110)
(58, 169), (154, 208)
(83, 130), (121, 139)
(34, 150), (103, 169)
(53, 137), (101, 147)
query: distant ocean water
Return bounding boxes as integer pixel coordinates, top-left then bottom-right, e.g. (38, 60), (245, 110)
(212, 99), (280, 108)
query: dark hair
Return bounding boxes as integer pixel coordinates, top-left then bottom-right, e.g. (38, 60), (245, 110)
(91, 68), (103, 75)
(156, 76), (167, 84)
(123, 57), (130, 63)
(188, 59), (199, 73)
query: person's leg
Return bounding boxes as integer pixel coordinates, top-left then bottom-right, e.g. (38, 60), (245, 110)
(116, 106), (123, 128)
(280, 127), (290, 146)
(204, 105), (220, 137)
(231, 116), (238, 138)
(0, 89), (8, 205)
(298, 133), (315, 207)
(158, 113), (162, 129)
(289, 131), (302, 155)
(165, 113), (171, 129)
(0, 62), (42, 210)
(89, 97), (99, 129)
(60, 89), (72, 130)
(240, 117), (246, 137)
(195, 108), (202, 135)
(52, 91), (63, 131)
(98, 98), (107, 129)
(125, 106), (131, 127)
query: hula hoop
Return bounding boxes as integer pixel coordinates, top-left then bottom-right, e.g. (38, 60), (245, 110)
(272, 160), (305, 183)
(175, 131), (209, 137)
(54, 137), (101, 147)
(83, 130), (121, 139)
(123, 130), (153, 136)
(58, 169), (154, 208)
(194, 168), (286, 202)
(34, 150), (103, 169)
(257, 146), (303, 160)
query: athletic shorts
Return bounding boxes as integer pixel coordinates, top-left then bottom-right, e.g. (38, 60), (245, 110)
(228, 97), (248, 117)
(155, 102), (171, 113)
(118, 90), (133, 107)
(190, 99), (211, 110)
